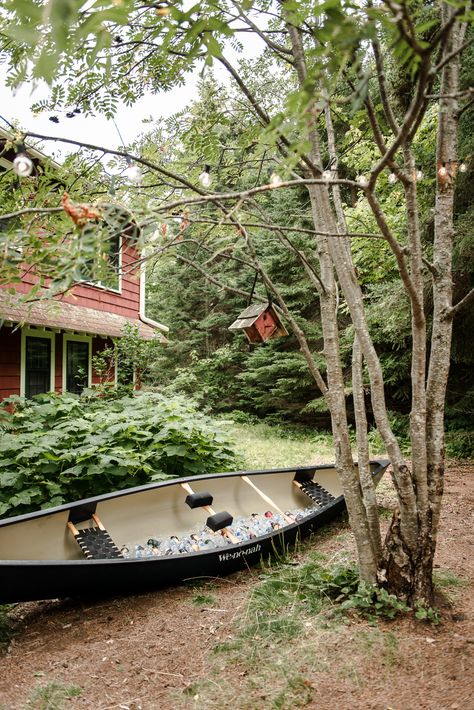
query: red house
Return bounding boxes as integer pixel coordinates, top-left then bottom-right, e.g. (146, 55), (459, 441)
(0, 130), (168, 401)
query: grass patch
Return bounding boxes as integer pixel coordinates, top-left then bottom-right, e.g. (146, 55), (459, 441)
(191, 593), (217, 607)
(434, 569), (469, 605)
(174, 551), (409, 710)
(225, 419), (388, 470)
(27, 682), (82, 709)
(227, 421), (334, 469)
(271, 674), (315, 709)
(434, 569), (469, 589)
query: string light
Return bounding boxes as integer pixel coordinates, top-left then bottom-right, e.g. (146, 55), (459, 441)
(356, 174), (368, 187)
(123, 159), (142, 184)
(415, 167), (424, 180)
(438, 163), (448, 178)
(269, 172), (282, 187)
(322, 169), (332, 181)
(199, 165), (212, 188)
(459, 161), (467, 173)
(388, 172), (397, 184)
(13, 148), (34, 177)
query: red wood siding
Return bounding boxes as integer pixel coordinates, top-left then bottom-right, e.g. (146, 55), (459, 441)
(14, 240), (141, 319)
(0, 328), (21, 400)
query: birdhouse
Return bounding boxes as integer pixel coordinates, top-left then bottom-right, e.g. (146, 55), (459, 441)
(228, 302), (289, 343)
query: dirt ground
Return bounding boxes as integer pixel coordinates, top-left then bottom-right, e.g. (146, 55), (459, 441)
(0, 462), (472, 710)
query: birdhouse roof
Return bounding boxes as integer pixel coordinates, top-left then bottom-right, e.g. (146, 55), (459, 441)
(228, 302), (270, 330)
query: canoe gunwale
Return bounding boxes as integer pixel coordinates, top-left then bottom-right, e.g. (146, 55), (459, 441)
(0, 459), (390, 530)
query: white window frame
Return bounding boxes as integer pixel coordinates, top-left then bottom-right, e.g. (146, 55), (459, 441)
(62, 333), (92, 393)
(20, 328), (56, 397)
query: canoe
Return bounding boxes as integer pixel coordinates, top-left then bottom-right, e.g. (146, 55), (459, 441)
(0, 460), (389, 603)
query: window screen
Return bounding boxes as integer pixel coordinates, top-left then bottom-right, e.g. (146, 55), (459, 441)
(66, 340), (89, 394)
(25, 336), (51, 398)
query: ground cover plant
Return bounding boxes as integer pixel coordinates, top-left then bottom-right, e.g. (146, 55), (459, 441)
(0, 391), (240, 519)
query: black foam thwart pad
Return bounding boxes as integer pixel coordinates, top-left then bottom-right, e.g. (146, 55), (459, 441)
(185, 491), (213, 509)
(206, 511), (233, 531)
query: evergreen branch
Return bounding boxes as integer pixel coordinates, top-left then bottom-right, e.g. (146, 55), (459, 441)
(457, 93), (474, 117)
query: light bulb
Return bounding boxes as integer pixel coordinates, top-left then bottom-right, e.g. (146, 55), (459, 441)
(388, 172), (397, 184)
(322, 170), (332, 181)
(356, 174), (368, 187)
(124, 163), (142, 183)
(13, 153), (33, 177)
(199, 169), (212, 188)
(416, 169), (424, 180)
(459, 161), (467, 173)
(269, 172), (282, 187)
(438, 165), (448, 177)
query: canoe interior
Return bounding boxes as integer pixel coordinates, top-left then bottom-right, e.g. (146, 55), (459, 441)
(0, 462), (387, 563)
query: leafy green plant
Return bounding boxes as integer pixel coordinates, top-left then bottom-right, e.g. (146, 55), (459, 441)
(339, 583), (410, 622)
(0, 391), (241, 518)
(413, 603), (441, 624)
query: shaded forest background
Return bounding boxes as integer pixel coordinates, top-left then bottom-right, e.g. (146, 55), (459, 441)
(140, 76), (474, 458)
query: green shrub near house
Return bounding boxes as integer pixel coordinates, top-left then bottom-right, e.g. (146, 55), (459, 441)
(0, 391), (241, 519)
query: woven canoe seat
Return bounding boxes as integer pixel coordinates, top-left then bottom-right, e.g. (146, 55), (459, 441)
(74, 526), (124, 560)
(298, 481), (335, 507)
(67, 514), (124, 560)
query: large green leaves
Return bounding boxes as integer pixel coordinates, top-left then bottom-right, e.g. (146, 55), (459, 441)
(0, 391), (241, 518)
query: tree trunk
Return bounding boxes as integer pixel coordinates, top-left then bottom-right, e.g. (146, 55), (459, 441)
(381, 10), (465, 606)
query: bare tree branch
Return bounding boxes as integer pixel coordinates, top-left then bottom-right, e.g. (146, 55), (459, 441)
(448, 287), (474, 319)
(175, 254), (263, 301)
(0, 206), (64, 221)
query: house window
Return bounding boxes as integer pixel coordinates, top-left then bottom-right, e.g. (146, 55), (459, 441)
(82, 231), (121, 292)
(25, 337), (51, 398)
(20, 329), (55, 398)
(63, 335), (92, 394)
